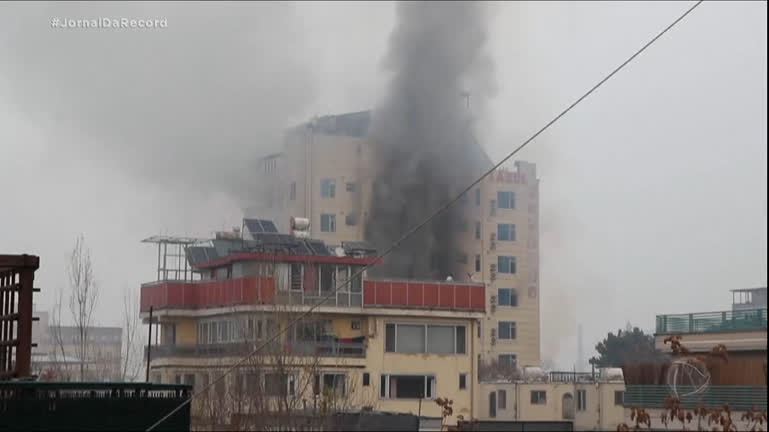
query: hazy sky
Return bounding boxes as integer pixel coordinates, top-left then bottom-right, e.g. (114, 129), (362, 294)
(0, 1), (766, 369)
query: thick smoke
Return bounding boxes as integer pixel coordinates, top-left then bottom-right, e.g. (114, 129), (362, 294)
(366, 2), (496, 279)
(0, 3), (315, 208)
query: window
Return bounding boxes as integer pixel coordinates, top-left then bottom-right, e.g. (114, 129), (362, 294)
(321, 179), (335, 198)
(498, 322), (516, 340)
(384, 323), (467, 354)
(475, 188), (481, 206)
(475, 255), (481, 272)
(289, 182), (296, 200)
(497, 224), (516, 241)
(320, 214), (336, 232)
(489, 392), (497, 418)
(459, 374), (467, 390)
(475, 221), (481, 240)
(345, 213), (358, 226)
(351, 320), (361, 330)
(577, 389), (587, 411)
(498, 354), (517, 369)
(498, 256), (516, 274)
(531, 390), (547, 404)
(498, 191), (515, 209)
(498, 288), (518, 307)
(345, 182), (357, 192)
(265, 373), (295, 397)
(615, 391), (625, 405)
(380, 375), (435, 399)
(322, 373), (347, 396)
(362, 372), (370, 387)
(498, 390), (507, 409)
(174, 374), (182, 384)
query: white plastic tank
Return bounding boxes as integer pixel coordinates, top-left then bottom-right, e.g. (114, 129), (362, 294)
(291, 217), (310, 231)
(599, 367), (624, 382)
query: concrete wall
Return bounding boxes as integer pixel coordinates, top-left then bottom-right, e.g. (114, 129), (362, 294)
(477, 381), (625, 431)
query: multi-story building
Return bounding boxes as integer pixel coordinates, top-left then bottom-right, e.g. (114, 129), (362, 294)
(31, 316), (123, 381)
(249, 110), (541, 370)
(140, 225), (487, 426)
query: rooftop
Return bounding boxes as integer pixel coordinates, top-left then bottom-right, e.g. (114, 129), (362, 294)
(655, 308), (767, 334)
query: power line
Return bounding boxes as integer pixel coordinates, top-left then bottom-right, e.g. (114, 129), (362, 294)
(146, 1), (703, 429)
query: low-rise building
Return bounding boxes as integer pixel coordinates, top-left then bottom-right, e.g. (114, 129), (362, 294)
(477, 369), (626, 431)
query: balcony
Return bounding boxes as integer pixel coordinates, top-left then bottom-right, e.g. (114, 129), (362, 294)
(140, 277), (276, 312)
(362, 279), (485, 312)
(624, 385), (767, 411)
(147, 341), (366, 359)
(655, 308), (767, 334)
(141, 277), (485, 313)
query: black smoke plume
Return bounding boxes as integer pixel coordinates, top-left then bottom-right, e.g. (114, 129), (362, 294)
(366, 2), (496, 279)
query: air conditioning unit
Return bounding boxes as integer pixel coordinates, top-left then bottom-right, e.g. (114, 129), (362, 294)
(490, 328), (497, 346)
(490, 232), (497, 250)
(490, 200), (497, 217)
(489, 264), (497, 281)
(490, 295), (497, 313)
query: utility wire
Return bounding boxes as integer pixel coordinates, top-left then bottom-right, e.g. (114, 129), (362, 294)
(146, 1), (703, 429)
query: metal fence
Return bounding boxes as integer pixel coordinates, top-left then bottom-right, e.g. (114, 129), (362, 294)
(656, 308), (767, 334)
(624, 385), (767, 411)
(0, 382), (191, 431)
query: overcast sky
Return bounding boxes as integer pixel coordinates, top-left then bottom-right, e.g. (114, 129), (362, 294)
(0, 1), (766, 369)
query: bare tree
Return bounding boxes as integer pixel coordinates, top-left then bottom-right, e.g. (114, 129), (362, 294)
(121, 285), (142, 381)
(67, 234), (99, 381)
(46, 285), (72, 381)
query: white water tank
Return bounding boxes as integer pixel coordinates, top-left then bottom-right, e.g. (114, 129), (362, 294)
(599, 367), (624, 382)
(291, 217), (310, 232)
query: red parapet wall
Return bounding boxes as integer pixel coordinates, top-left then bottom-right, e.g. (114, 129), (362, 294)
(363, 280), (485, 312)
(140, 277), (276, 312)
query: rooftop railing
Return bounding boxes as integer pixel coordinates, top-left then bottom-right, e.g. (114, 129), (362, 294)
(147, 340), (366, 359)
(655, 308), (767, 334)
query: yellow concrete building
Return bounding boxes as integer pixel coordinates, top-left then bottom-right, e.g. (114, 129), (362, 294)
(249, 111), (541, 370)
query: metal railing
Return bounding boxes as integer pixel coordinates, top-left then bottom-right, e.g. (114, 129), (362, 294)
(0, 382), (191, 431)
(655, 308), (767, 334)
(624, 385), (767, 411)
(276, 290), (363, 308)
(549, 371), (597, 383)
(147, 340), (366, 359)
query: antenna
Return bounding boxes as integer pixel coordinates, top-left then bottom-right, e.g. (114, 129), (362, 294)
(578, 324), (584, 372)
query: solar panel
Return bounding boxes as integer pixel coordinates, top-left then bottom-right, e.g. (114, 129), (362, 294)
(305, 240), (331, 256)
(255, 233), (299, 248)
(186, 247), (218, 265)
(259, 219), (279, 233)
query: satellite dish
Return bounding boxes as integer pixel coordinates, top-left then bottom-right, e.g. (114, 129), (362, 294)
(666, 357), (710, 398)
(334, 247), (345, 257)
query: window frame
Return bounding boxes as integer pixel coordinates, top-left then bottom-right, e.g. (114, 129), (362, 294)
(320, 213), (337, 232)
(498, 288), (518, 307)
(497, 256), (517, 274)
(380, 374), (436, 400)
(459, 373), (467, 390)
(498, 321), (517, 340)
(614, 390), (625, 405)
(497, 223), (516, 241)
(531, 390), (547, 405)
(384, 322), (467, 355)
(320, 178), (336, 198)
(497, 190), (515, 209)
(577, 389), (587, 411)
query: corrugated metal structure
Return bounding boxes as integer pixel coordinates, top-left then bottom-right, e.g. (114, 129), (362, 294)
(0, 382), (191, 431)
(624, 385), (767, 411)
